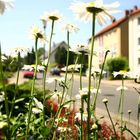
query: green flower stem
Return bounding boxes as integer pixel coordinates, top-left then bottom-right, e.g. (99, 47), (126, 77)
(104, 103), (117, 139)
(69, 56), (79, 100)
(79, 54), (84, 90)
(80, 99), (84, 140)
(26, 37), (38, 137)
(43, 19), (55, 127)
(120, 78), (124, 140)
(92, 50), (110, 111)
(48, 20), (54, 64)
(0, 44), (10, 139)
(87, 12), (96, 140)
(79, 53), (84, 140)
(122, 126), (138, 140)
(9, 52), (20, 118)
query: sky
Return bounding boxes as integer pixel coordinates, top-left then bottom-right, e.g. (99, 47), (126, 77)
(0, 0), (140, 55)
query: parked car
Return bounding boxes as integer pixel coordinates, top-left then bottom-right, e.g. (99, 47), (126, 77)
(23, 70), (34, 78)
(50, 67), (60, 76)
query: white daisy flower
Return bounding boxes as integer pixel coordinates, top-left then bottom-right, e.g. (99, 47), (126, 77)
(70, 0), (120, 25)
(92, 123), (98, 129)
(33, 97), (43, 110)
(91, 67), (106, 75)
(10, 47), (29, 58)
(0, 0), (14, 15)
(1, 55), (7, 61)
(57, 127), (67, 132)
(79, 87), (99, 97)
(30, 25), (47, 43)
(128, 110), (132, 114)
(102, 98), (108, 104)
(113, 70), (130, 78)
(40, 13), (48, 28)
(75, 112), (88, 121)
(0, 121), (8, 129)
(62, 23), (79, 33)
(116, 86), (128, 91)
(70, 44), (90, 55)
(42, 10), (63, 21)
(32, 107), (42, 114)
(0, 91), (4, 102)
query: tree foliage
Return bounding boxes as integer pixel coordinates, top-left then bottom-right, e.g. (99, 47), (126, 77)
(55, 47), (75, 65)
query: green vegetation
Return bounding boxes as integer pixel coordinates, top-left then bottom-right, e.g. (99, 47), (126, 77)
(105, 56), (129, 79)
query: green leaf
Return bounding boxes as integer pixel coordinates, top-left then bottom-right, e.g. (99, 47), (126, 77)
(40, 127), (51, 136)
(15, 98), (25, 103)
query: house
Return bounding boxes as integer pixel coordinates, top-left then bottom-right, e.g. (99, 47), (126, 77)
(41, 41), (68, 64)
(92, 6), (140, 73)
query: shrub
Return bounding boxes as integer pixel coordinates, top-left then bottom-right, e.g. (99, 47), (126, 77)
(105, 56), (129, 79)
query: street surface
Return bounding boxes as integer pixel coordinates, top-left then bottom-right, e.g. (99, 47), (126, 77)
(44, 73), (140, 123)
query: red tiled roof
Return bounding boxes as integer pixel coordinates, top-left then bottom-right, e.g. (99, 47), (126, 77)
(95, 17), (128, 37)
(95, 6), (140, 37)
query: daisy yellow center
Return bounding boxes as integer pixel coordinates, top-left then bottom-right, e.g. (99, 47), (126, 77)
(86, 2), (103, 13)
(49, 16), (59, 20)
(88, 2), (94, 6)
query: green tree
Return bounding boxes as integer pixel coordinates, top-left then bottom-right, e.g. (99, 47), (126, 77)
(24, 48), (35, 65)
(55, 47), (75, 65)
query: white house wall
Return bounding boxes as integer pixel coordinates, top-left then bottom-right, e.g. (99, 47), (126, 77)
(129, 13), (140, 72)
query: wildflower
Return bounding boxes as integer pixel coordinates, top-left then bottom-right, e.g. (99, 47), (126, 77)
(79, 87), (101, 97)
(75, 112), (88, 121)
(0, 91), (4, 102)
(70, 0), (120, 25)
(40, 13), (48, 28)
(70, 44), (90, 55)
(0, 121), (8, 129)
(57, 126), (67, 132)
(91, 67), (106, 75)
(113, 70), (130, 78)
(42, 10), (63, 21)
(10, 47), (29, 58)
(102, 98), (108, 104)
(116, 86), (128, 91)
(128, 110), (132, 114)
(62, 23), (79, 33)
(30, 25), (47, 43)
(33, 97), (43, 110)
(91, 123), (98, 130)
(1, 55), (7, 61)
(32, 107), (42, 114)
(0, 0), (14, 15)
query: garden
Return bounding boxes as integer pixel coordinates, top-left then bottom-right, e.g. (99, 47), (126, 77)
(0, 0), (140, 140)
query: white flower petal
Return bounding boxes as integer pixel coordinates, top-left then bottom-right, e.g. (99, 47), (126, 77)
(70, 0), (120, 25)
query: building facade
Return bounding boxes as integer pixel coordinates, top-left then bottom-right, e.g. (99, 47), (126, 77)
(93, 6), (140, 73)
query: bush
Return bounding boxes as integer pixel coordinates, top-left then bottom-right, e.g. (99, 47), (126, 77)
(105, 56), (129, 79)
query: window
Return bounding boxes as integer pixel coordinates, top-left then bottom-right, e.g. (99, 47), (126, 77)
(138, 58), (140, 65)
(138, 17), (140, 25)
(138, 37), (140, 45)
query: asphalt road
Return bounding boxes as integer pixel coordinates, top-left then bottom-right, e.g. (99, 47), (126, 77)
(72, 75), (139, 121)
(43, 73), (140, 122)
